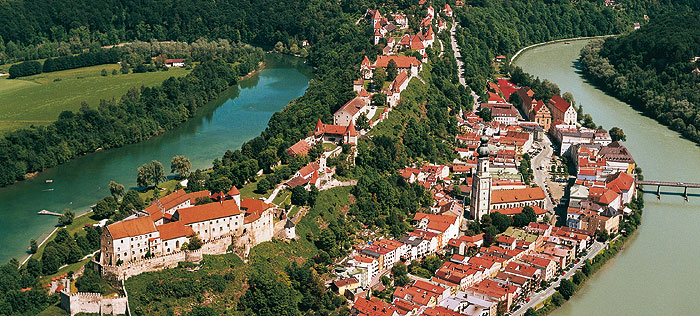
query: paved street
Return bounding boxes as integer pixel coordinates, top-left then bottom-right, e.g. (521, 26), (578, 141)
(450, 19), (479, 106)
(510, 241), (605, 316)
(531, 136), (555, 212)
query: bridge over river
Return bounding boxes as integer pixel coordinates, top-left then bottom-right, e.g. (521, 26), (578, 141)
(638, 180), (700, 200)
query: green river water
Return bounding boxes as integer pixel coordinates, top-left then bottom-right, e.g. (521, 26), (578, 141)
(0, 54), (312, 264)
(516, 40), (700, 315)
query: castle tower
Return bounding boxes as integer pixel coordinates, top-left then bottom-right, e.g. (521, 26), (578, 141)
(470, 136), (492, 221)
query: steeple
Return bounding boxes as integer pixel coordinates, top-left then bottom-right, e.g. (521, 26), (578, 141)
(471, 136), (492, 221)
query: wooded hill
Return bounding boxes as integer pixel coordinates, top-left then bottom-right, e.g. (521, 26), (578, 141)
(580, 11), (700, 143)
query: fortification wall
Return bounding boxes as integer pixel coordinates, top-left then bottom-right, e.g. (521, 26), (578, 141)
(60, 291), (128, 316)
(101, 234), (234, 281)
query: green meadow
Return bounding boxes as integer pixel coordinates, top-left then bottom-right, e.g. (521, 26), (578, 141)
(0, 64), (190, 134)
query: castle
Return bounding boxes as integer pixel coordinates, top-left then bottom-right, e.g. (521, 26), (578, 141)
(98, 187), (273, 279)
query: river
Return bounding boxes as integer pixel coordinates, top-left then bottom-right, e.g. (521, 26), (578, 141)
(515, 40), (700, 315)
(0, 54), (312, 264)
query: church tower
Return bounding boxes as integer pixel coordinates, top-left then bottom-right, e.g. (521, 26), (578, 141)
(470, 136), (492, 221)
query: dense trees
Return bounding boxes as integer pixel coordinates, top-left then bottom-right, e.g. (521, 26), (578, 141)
(580, 12), (700, 143)
(453, 0), (698, 94)
(0, 55), (261, 187)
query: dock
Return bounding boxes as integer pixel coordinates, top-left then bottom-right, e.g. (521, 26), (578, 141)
(638, 180), (700, 200)
(38, 210), (63, 216)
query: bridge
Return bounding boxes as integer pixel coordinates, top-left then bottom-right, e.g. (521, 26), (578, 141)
(638, 180), (700, 200)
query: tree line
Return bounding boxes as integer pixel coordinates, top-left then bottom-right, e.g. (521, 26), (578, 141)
(453, 0), (698, 95)
(9, 48), (121, 78)
(579, 12), (700, 143)
(0, 48), (263, 187)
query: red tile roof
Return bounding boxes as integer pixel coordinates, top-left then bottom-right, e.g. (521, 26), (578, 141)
(287, 139), (312, 156)
(157, 221), (194, 241)
(176, 200), (241, 225)
(241, 198), (272, 224)
(491, 187), (546, 204)
(549, 94), (572, 113)
(107, 217), (157, 239)
(373, 55), (421, 69)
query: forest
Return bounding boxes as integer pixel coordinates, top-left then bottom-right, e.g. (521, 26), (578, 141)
(452, 0), (699, 93)
(0, 46), (263, 187)
(579, 12), (700, 143)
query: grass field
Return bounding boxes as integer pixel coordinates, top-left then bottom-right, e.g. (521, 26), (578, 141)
(32, 213), (98, 260)
(0, 64), (190, 134)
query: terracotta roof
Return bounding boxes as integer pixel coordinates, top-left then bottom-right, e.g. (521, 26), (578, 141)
(107, 217), (157, 239)
(333, 277), (358, 288)
(605, 172), (635, 193)
(165, 59), (184, 63)
(287, 139), (312, 156)
(373, 55), (421, 69)
(599, 141), (635, 163)
(157, 221), (194, 241)
(423, 306), (463, 316)
(491, 187), (546, 204)
(241, 198), (272, 224)
(492, 205), (547, 216)
(549, 94), (572, 113)
(353, 297), (396, 316)
(176, 200), (241, 225)
(298, 162), (320, 178)
(336, 96), (369, 116)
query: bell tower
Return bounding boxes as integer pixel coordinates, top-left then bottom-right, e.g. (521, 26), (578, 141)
(470, 136), (492, 221)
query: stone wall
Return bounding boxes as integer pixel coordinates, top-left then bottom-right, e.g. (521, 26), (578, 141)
(100, 234), (235, 281)
(60, 291), (128, 316)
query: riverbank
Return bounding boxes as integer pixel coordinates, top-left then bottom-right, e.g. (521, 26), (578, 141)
(0, 55), (313, 264)
(510, 35), (615, 64)
(516, 39), (700, 316)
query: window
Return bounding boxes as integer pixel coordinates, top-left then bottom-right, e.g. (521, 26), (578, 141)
(165, 242), (168, 246)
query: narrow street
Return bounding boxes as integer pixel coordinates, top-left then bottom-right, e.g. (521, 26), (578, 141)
(531, 136), (555, 212)
(510, 241), (605, 316)
(449, 19), (479, 107)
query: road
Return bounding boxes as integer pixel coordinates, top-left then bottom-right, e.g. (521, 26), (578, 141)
(449, 19), (479, 107)
(531, 136), (555, 212)
(510, 241), (605, 316)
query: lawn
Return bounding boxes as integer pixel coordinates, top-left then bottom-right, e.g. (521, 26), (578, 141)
(32, 213), (98, 260)
(0, 64), (190, 134)
(138, 179), (181, 202)
(272, 189), (291, 206)
(238, 175), (272, 199)
(322, 142), (338, 152)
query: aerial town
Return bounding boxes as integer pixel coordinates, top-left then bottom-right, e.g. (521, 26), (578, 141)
(75, 4), (641, 316)
(6, 0), (685, 315)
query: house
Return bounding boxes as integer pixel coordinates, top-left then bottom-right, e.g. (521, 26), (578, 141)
(520, 254), (557, 281)
(372, 55), (422, 78)
(605, 171), (636, 204)
(156, 221), (195, 254)
(173, 200), (244, 242)
(392, 13), (408, 29)
(599, 141), (636, 174)
(480, 103), (518, 126)
(287, 139), (312, 157)
(352, 297), (398, 316)
(100, 217), (159, 266)
(353, 78), (364, 92)
(399, 235), (430, 261)
(464, 279), (517, 311)
(333, 278), (359, 295)
(165, 59), (185, 67)
(314, 119), (358, 145)
(145, 189), (209, 225)
(439, 292), (497, 316)
(491, 205), (547, 222)
(286, 161), (322, 189)
(334, 96), (371, 127)
(393, 280), (448, 307)
(548, 94), (577, 125)
(414, 213), (460, 249)
(442, 4), (453, 17)
(240, 198), (274, 244)
(490, 187), (546, 210)
(361, 56), (373, 79)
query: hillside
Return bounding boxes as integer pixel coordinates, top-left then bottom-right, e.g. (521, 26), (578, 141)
(580, 11), (700, 142)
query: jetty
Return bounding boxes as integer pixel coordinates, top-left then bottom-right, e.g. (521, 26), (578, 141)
(638, 180), (700, 200)
(38, 210), (63, 216)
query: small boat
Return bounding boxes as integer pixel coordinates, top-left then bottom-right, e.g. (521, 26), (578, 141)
(564, 41), (571, 45)
(46, 179), (53, 183)
(42, 189), (54, 192)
